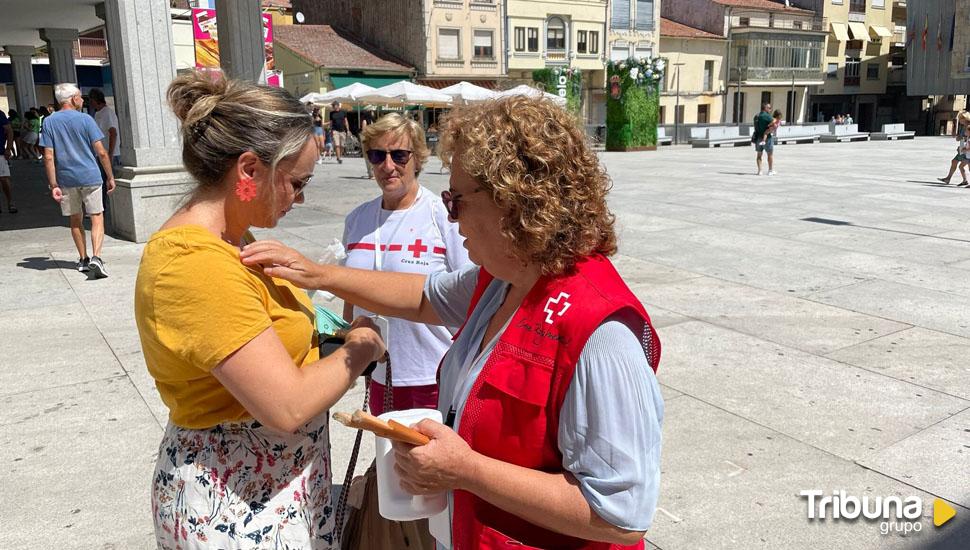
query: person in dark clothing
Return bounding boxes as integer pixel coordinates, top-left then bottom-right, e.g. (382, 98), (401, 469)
(328, 101), (348, 164)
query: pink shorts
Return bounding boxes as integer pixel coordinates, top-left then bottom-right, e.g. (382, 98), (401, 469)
(368, 380), (439, 417)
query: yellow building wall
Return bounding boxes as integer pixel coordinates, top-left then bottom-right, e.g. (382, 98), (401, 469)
(659, 36), (726, 124)
(816, 1), (894, 96)
(427, 2), (504, 79)
(275, 43), (322, 99)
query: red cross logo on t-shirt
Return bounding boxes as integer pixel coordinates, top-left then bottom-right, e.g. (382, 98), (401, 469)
(407, 239), (428, 258)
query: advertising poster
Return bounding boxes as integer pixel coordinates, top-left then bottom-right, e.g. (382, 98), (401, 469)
(192, 8), (281, 87)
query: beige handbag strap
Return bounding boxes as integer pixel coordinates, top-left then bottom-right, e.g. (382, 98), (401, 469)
(334, 357), (393, 543)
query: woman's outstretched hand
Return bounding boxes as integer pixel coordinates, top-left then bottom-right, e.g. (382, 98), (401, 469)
(240, 240), (325, 289)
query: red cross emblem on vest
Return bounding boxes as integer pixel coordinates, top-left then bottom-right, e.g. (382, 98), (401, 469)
(407, 239), (428, 258)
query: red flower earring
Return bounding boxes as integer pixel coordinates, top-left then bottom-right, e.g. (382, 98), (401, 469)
(235, 177), (257, 202)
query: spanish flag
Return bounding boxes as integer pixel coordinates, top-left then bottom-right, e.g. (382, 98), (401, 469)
(922, 14), (928, 50)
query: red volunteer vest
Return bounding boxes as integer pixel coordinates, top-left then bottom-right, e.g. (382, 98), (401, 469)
(451, 254), (661, 550)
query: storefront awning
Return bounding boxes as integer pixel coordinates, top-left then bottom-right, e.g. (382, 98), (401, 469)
(870, 25), (893, 38)
(847, 22), (869, 41)
(329, 75), (408, 89)
(830, 22), (850, 42)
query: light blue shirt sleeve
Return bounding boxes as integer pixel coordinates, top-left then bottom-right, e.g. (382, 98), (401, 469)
(424, 263), (480, 327)
(559, 318), (664, 531)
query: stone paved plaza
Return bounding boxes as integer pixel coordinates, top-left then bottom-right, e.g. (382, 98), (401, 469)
(1, 138), (968, 549)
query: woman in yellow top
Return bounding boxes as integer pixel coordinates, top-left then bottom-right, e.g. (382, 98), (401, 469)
(134, 72), (385, 549)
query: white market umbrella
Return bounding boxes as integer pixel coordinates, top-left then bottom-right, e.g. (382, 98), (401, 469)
(439, 81), (497, 104)
(301, 82), (379, 105)
(358, 81), (453, 108)
(496, 84), (567, 106)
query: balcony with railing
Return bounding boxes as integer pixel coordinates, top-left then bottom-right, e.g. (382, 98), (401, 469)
(730, 14), (827, 33)
(73, 37), (108, 60)
(892, 25), (906, 46)
(730, 66), (824, 83)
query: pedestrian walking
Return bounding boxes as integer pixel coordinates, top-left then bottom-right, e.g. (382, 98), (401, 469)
(89, 88), (120, 217)
(938, 110), (970, 185)
(39, 83), (115, 278)
(0, 110), (17, 213)
(752, 102), (775, 176)
(359, 107), (374, 178)
(328, 100), (348, 164)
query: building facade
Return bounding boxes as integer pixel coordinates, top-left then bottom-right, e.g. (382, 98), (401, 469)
(506, 0), (608, 125)
(662, 0), (826, 125)
(658, 17), (727, 125)
(788, 0), (894, 131)
(274, 25), (413, 100)
(291, 0), (505, 89)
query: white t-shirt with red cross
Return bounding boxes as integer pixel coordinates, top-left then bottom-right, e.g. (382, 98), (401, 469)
(341, 185), (470, 386)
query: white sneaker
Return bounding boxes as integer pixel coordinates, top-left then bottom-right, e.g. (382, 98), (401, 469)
(316, 159), (323, 165)
(767, 170), (777, 176)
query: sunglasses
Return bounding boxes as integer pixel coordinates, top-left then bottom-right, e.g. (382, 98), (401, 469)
(440, 188), (482, 220)
(366, 149), (413, 166)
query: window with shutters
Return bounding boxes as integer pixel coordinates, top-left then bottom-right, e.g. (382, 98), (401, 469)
(527, 27), (539, 52)
(704, 60), (714, 91)
(474, 30), (494, 59)
(635, 0), (654, 31)
(577, 30), (588, 54)
(590, 31), (599, 54)
(612, 0), (631, 29)
(438, 28), (461, 60)
(514, 27), (525, 52)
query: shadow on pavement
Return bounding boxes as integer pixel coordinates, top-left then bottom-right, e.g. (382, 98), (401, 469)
(0, 160), (70, 232)
(16, 257), (77, 271)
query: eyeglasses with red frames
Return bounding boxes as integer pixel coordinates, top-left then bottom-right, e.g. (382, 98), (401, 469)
(366, 149), (413, 166)
(440, 188), (483, 220)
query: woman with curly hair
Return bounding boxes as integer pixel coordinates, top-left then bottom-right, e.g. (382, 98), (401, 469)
(241, 95), (664, 549)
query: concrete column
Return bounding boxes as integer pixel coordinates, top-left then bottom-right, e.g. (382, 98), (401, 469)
(2, 45), (38, 111)
(39, 28), (79, 84)
(215, 0), (264, 82)
(97, 0), (194, 242)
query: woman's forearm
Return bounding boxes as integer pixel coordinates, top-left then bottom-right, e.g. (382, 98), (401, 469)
(460, 454), (646, 545)
(312, 265), (442, 325)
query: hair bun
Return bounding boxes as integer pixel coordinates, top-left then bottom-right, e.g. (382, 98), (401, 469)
(167, 71), (228, 127)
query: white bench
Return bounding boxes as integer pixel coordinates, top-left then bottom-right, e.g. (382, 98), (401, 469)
(820, 123), (870, 143)
(871, 123), (916, 141)
(692, 126), (752, 148)
(656, 127), (674, 146)
(773, 124), (826, 145)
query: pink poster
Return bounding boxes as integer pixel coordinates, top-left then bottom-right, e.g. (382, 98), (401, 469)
(191, 8), (281, 87)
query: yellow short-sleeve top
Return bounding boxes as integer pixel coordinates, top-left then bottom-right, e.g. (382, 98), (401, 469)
(134, 226), (319, 429)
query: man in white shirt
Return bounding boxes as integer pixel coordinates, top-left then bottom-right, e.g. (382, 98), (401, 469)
(88, 88), (119, 216)
(89, 89), (119, 165)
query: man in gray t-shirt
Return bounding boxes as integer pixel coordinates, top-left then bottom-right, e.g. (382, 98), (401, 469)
(40, 83), (115, 279)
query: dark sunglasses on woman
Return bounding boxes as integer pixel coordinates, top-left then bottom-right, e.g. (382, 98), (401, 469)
(440, 188), (482, 220)
(366, 149), (412, 166)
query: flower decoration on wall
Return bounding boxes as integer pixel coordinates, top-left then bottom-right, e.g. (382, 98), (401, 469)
(607, 56), (666, 86)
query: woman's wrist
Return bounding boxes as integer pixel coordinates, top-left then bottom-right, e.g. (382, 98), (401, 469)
(455, 448), (487, 493)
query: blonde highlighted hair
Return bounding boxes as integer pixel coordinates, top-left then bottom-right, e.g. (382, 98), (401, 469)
(437, 96), (616, 276)
(360, 113), (430, 175)
(167, 70), (313, 202)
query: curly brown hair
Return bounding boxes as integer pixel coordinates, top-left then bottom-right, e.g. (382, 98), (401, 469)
(437, 95), (616, 276)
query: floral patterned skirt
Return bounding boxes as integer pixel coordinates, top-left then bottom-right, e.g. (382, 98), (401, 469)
(151, 415), (335, 549)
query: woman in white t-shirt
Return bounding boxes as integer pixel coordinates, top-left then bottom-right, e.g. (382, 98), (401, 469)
(343, 113), (469, 415)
